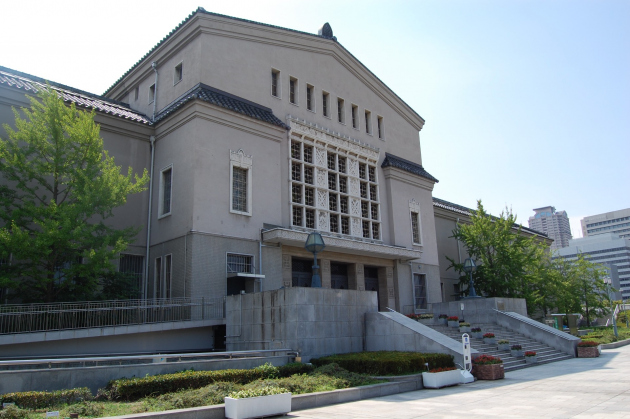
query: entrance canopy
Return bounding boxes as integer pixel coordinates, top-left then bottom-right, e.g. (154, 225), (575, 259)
(262, 228), (421, 261)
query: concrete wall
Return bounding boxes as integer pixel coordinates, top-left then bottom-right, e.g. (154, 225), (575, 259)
(225, 288), (377, 361)
(365, 311), (478, 368)
(496, 311), (580, 357)
(0, 355), (290, 394)
(431, 297), (528, 324)
(0, 324), (217, 358)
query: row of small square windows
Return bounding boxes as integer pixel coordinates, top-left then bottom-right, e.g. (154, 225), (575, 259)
(272, 69), (384, 139)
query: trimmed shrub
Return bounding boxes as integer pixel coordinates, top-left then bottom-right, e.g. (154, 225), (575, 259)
(278, 362), (314, 377)
(310, 351), (454, 375)
(66, 401), (105, 417)
(228, 386), (289, 399)
(106, 363), (280, 401)
(0, 405), (29, 419)
(0, 388), (92, 410)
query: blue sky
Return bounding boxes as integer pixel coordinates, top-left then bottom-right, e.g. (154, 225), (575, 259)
(1, 0), (628, 237)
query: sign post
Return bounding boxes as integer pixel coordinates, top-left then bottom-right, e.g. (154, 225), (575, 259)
(461, 333), (475, 383)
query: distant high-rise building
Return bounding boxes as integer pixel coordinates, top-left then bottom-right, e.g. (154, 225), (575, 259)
(555, 233), (629, 300)
(528, 206), (572, 250)
(581, 208), (630, 239)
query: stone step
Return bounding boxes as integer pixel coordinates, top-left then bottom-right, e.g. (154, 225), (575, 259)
(425, 322), (573, 372)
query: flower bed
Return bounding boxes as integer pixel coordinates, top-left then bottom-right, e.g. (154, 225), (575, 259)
(524, 351), (537, 364)
(577, 341), (600, 358)
(447, 316), (459, 328)
(483, 332), (496, 345)
(471, 355), (504, 380)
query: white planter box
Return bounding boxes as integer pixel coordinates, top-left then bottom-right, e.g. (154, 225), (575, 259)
(448, 321), (459, 328)
(422, 369), (462, 389)
(225, 393), (291, 419)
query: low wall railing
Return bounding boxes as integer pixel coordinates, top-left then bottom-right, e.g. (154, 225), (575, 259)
(0, 297), (225, 335)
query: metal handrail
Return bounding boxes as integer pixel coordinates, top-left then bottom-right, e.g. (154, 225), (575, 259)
(0, 349), (296, 368)
(0, 297), (225, 335)
(494, 309), (579, 340)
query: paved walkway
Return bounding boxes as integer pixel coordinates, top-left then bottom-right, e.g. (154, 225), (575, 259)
(283, 345), (630, 418)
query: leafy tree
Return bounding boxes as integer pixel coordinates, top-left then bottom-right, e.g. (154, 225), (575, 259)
(0, 88), (149, 303)
(446, 200), (546, 309)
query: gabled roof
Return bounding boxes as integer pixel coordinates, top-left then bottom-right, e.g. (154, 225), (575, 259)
(102, 8), (425, 126)
(0, 66), (151, 125)
(381, 153), (439, 183)
(155, 83), (288, 128)
(432, 197), (548, 237)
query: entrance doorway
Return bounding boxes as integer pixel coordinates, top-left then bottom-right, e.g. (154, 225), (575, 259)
(331, 263), (348, 289)
(364, 266), (380, 310)
(292, 258), (312, 287)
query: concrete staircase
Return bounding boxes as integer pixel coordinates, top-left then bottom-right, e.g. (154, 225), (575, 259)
(428, 323), (573, 372)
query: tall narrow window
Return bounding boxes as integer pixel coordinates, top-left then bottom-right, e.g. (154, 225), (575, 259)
(365, 110), (372, 134)
(159, 166), (172, 217)
(289, 77), (297, 104)
(174, 62), (183, 84)
(351, 104), (358, 129)
(271, 69), (280, 97)
(322, 91), (330, 117)
(149, 84), (156, 104)
(164, 254), (172, 298)
(230, 150), (253, 216)
(411, 211), (421, 244)
(232, 167), (248, 212)
(154, 257), (162, 299)
(337, 98), (345, 123)
(413, 273), (427, 309)
(119, 254), (144, 299)
(134, 86), (139, 101)
(377, 115), (384, 139)
(306, 84), (314, 111)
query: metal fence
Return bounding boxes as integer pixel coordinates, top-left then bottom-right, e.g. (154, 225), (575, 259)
(0, 297), (225, 335)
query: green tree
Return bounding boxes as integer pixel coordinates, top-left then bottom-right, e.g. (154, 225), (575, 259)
(447, 200), (547, 310)
(0, 88), (149, 303)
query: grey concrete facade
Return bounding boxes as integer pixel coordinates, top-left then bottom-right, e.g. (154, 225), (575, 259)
(432, 297), (528, 325)
(225, 288), (377, 360)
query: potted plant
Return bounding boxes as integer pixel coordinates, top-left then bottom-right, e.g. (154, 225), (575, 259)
(483, 332), (496, 345)
(577, 340), (600, 358)
(405, 313), (421, 321)
(510, 344), (524, 358)
(459, 322), (471, 333)
(438, 314), (448, 325)
(421, 366), (462, 388)
(418, 313), (435, 325)
(471, 327), (483, 339)
(497, 339), (510, 351)
(471, 354), (504, 380)
(447, 316), (459, 328)
(225, 387), (291, 419)
(525, 351), (537, 364)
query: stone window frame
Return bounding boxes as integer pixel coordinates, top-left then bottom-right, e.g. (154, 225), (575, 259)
(288, 120), (381, 241)
(409, 199), (422, 245)
(229, 149), (253, 216)
(158, 164), (173, 219)
(289, 76), (298, 105)
(271, 68), (281, 99)
(306, 83), (315, 112)
(174, 62), (183, 85)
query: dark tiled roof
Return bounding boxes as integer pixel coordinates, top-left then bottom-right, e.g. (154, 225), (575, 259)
(381, 153), (439, 183)
(154, 83), (288, 128)
(102, 8), (425, 125)
(432, 197), (548, 237)
(0, 66), (151, 125)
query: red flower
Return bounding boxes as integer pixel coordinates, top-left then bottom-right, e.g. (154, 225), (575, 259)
(483, 333), (495, 338)
(472, 354), (503, 365)
(577, 341), (599, 347)
(447, 316), (459, 321)
(524, 351), (537, 357)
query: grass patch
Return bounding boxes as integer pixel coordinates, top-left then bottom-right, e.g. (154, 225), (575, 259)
(582, 324), (630, 344)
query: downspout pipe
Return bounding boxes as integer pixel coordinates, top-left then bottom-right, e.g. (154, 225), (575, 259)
(144, 135), (156, 300)
(151, 62), (158, 122)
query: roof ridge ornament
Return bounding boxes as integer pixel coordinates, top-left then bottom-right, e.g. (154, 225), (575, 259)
(318, 22), (334, 39)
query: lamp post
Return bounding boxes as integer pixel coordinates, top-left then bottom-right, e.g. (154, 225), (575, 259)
(462, 258), (479, 298)
(604, 278), (618, 338)
(305, 232), (326, 288)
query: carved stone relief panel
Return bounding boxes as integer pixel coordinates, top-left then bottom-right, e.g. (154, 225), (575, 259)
(351, 217), (362, 237)
(282, 255), (291, 270)
(349, 178), (360, 197)
(348, 158), (359, 178)
(317, 189), (328, 209)
(318, 210), (330, 232)
(322, 259), (331, 273)
(316, 168), (328, 188)
(350, 198), (361, 217)
(315, 147), (327, 168)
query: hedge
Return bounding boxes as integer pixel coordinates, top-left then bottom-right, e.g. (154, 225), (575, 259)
(106, 363), (279, 401)
(0, 388), (92, 410)
(310, 351), (454, 375)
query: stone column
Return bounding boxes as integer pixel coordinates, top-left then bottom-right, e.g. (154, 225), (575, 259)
(321, 259), (331, 288)
(282, 255), (292, 288)
(347, 263), (364, 290)
(378, 267), (396, 311)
